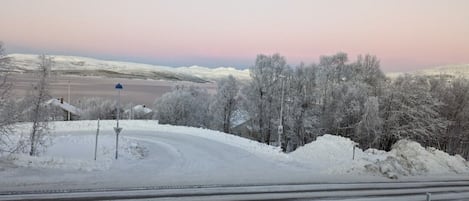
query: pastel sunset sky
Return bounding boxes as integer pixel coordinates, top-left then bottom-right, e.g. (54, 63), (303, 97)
(0, 0), (468, 72)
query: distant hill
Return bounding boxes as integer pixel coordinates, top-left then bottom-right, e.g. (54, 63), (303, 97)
(11, 54), (465, 82)
(2, 54), (250, 83)
(386, 64), (469, 79)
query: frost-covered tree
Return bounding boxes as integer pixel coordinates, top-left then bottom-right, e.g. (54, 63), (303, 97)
(315, 53), (353, 133)
(282, 64), (320, 151)
(378, 75), (446, 151)
(26, 55), (52, 156)
(432, 77), (469, 158)
(327, 82), (369, 139)
(0, 42), (8, 68)
(313, 53), (387, 148)
(316, 53), (348, 113)
(350, 54), (386, 96)
(234, 52), (469, 158)
(211, 75), (239, 133)
(356, 96), (382, 148)
(154, 85), (212, 128)
(244, 54), (289, 144)
(0, 42), (19, 153)
(74, 97), (119, 120)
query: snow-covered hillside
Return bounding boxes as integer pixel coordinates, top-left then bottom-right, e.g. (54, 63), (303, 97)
(3, 54), (250, 82)
(386, 64), (469, 79)
(1, 120), (468, 192)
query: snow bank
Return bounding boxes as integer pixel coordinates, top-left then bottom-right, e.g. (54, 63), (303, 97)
(289, 134), (469, 179)
(289, 134), (363, 171)
(363, 140), (469, 179)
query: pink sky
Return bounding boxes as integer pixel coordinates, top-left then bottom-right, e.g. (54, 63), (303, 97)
(0, 0), (468, 72)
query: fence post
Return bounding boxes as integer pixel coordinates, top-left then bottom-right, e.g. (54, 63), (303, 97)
(94, 118), (100, 160)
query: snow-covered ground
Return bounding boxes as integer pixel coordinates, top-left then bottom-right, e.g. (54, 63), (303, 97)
(0, 120), (468, 192)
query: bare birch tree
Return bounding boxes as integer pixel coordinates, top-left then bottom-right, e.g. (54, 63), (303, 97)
(27, 54), (52, 156)
(245, 54), (288, 144)
(0, 42), (19, 153)
(212, 75), (239, 133)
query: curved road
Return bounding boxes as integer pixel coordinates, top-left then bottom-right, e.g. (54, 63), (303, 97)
(1, 128), (469, 200)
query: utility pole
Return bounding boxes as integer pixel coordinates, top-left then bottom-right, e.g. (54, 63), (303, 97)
(67, 80), (71, 121)
(94, 118), (100, 160)
(278, 75), (286, 150)
(114, 83), (123, 159)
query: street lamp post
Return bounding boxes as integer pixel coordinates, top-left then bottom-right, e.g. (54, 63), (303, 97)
(114, 83), (123, 159)
(278, 75), (286, 150)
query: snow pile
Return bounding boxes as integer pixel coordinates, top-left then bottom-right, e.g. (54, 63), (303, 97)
(363, 140), (469, 179)
(289, 134), (469, 179)
(289, 134), (364, 171)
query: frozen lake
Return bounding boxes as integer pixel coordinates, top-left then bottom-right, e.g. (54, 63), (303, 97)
(8, 73), (217, 106)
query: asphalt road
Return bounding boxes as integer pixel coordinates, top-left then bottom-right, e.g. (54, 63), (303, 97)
(8, 73), (217, 106)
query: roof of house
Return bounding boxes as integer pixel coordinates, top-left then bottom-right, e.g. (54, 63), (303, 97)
(45, 98), (82, 116)
(124, 105), (153, 114)
(231, 110), (250, 128)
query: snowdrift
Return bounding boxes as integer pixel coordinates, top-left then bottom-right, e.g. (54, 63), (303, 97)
(364, 140), (469, 179)
(289, 134), (366, 171)
(290, 134), (469, 179)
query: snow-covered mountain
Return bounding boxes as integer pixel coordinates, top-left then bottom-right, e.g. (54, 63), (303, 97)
(3, 54), (250, 83)
(386, 64), (469, 79)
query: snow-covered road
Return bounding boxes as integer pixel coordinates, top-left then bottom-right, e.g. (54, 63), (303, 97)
(125, 131), (297, 183)
(0, 121), (338, 192)
(1, 120), (469, 200)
